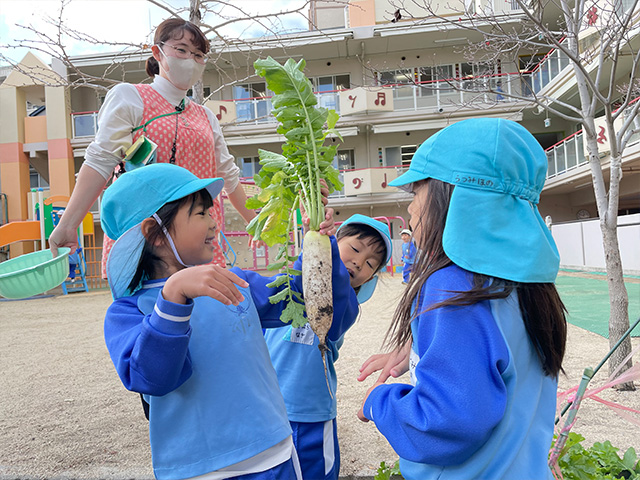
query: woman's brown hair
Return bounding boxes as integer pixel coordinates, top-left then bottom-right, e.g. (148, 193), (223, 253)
(386, 179), (567, 377)
(146, 18), (210, 77)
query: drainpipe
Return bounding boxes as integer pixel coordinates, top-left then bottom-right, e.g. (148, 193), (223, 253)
(361, 41), (366, 85)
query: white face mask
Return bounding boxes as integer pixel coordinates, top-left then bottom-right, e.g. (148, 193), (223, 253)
(158, 47), (206, 90)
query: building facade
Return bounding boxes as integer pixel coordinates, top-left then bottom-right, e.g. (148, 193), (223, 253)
(1, 0), (639, 274)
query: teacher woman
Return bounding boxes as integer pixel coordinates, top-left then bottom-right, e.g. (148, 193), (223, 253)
(49, 18), (257, 273)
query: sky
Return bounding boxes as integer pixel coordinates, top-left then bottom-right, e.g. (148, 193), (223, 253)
(0, 0), (310, 66)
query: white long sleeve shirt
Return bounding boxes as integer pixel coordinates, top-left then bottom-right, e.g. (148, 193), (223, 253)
(83, 76), (240, 193)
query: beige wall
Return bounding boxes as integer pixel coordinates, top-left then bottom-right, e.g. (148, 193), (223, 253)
(0, 87), (26, 144)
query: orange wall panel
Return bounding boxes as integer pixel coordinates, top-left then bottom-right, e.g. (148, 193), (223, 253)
(349, 0), (376, 27)
(48, 156), (75, 197)
(0, 142), (29, 164)
(48, 138), (73, 160)
(24, 116), (48, 144)
(0, 156), (31, 221)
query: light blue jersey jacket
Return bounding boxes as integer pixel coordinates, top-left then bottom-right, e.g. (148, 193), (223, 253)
(104, 254), (349, 479)
(363, 265), (557, 480)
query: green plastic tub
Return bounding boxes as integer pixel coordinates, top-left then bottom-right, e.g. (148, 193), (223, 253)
(0, 248), (71, 299)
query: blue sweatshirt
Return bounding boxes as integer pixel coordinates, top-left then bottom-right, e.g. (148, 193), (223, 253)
(363, 265), (557, 480)
(103, 239), (348, 479)
(402, 241), (417, 265)
(264, 239), (359, 422)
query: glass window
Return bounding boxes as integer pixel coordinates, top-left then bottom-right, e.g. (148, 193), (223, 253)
(381, 145), (416, 167)
(239, 156), (261, 178)
(234, 83), (269, 122)
(186, 87), (211, 98)
(383, 146), (402, 167)
(401, 145), (417, 167)
(312, 75), (351, 92)
(316, 76), (334, 93)
(334, 149), (355, 170)
(73, 114), (97, 137)
(335, 75), (350, 91)
(29, 167), (49, 189)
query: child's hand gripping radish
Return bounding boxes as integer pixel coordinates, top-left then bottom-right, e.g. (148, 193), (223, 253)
(245, 57), (343, 386)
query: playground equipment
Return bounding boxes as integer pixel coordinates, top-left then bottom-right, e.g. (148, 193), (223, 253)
(49, 203), (90, 294)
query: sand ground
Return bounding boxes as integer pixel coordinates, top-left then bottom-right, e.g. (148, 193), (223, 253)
(0, 272), (638, 479)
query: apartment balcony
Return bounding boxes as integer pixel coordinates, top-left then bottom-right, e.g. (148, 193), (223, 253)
(543, 99), (640, 193)
(69, 71), (535, 144)
(327, 166), (412, 207)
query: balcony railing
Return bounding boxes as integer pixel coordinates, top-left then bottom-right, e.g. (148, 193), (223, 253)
(545, 130), (586, 178)
(73, 71), (541, 138)
(545, 97), (640, 179)
(378, 71), (534, 111)
(233, 91), (342, 125)
(528, 40), (571, 94)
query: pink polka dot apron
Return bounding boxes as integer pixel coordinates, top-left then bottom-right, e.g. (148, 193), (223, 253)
(101, 84), (226, 278)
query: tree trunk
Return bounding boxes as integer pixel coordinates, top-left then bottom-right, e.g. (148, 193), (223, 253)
(602, 223), (634, 389)
(585, 139), (635, 390)
(190, 0), (205, 105)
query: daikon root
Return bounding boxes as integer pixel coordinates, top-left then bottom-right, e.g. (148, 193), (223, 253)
(302, 230), (334, 396)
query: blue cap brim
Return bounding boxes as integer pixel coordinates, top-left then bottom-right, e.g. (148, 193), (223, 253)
(356, 275), (378, 303)
(388, 169), (429, 192)
(107, 223), (146, 300)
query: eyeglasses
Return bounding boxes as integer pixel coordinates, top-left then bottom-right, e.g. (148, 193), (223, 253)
(160, 42), (207, 64)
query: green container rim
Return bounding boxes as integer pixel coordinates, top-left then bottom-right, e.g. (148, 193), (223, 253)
(0, 247), (71, 279)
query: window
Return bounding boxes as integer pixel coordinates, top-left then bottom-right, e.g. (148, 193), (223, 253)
(333, 149), (355, 171)
(617, 0), (635, 15)
(377, 69), (415, 98)
(233, 82), (270, 123)
(377, 66), (456, 97)
(311, 74), (350, 111)
(380, 145), (417, 168)
(29, 167), (49, 189)
(238, 156), (261, 178)
(417, 65), (454, 95)
(187, 86), (211, 98)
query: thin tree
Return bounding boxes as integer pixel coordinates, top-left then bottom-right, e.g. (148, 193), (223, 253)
(0, 0), (342, 103)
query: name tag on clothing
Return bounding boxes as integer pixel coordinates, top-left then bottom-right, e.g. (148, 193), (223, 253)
(409, 347), (420, 386)
(286, 323), (316, 346)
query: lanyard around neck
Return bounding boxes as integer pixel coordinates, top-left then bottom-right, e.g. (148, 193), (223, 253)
(131, 98), (186, 134)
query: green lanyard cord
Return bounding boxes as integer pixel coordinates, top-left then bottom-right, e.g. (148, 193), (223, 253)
(131, 99), (186, 134)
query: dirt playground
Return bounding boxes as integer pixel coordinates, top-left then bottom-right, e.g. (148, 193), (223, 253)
(1, 272), (639, 479)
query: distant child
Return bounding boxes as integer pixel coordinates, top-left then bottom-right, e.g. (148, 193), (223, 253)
(264, 214), (392, 480)
(357, 118), (567, 479)
(100, 163), (346, 480)
(399, 228), (416, 284)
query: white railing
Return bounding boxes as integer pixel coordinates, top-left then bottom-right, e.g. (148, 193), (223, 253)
(545, 97), (640, 179)
(529, 39), (571, 94)
(546, 131), (586, 178)
(233, 91), (341, 125)
(376, 71), (535, 112)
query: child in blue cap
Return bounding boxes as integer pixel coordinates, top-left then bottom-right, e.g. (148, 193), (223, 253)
(100, 163), (353, 480)
(264, 214), (392, 480)
(399, 228), (416, 284)
(357, 118), (567, 480)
